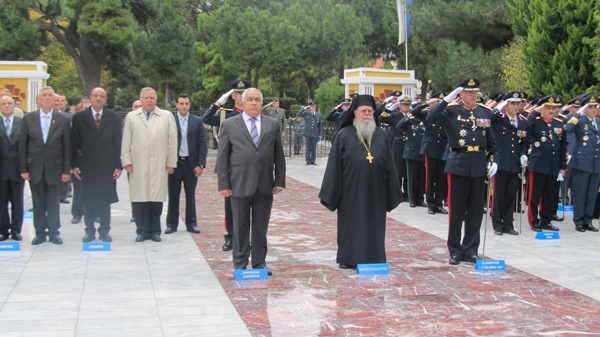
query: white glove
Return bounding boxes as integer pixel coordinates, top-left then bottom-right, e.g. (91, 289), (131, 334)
(557, 172), (564, 182)
(487, 162), (498, 178)
(576, 104), (588, 116)
(444, 87), (464, 103)
(387, 102), (400, 111)
(217, 89), (235, 105)
(495, 100), (508, 112)
(384, 95), (395, 103)
(520, 155), (528, 167)
(567, 153), (572, 164)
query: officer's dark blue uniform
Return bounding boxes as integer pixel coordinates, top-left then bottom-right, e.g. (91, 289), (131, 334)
(564, 94), (600, 232)
(426, 78), (497, 265)
(380, 95), (410, 200)
(296, 103), (323, 165)
(490, 92), (529, 235)
(526, 95), (567, 232)
(411, 93), (448, 214)
(326, 98), (350, 133)
(397, 113), (425, 207)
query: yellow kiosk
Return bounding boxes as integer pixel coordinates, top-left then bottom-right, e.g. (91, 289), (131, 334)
(0, 61), (50, 111)
(341, 68), (419, 101)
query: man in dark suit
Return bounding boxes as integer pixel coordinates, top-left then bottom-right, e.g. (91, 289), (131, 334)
(165, 94), (208, 234)
(0, 96), (24, 241)
(71, 87), (122, 242)
(19, 86), (71, 245)
(217, 88), (286, 276)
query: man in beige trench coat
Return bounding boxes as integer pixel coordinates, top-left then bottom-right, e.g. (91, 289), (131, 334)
(121, 87), (177, 242)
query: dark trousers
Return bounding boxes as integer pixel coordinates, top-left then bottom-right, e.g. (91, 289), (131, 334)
(30, 176), (62, 236)
(304, 136), (317, 164)
(293, 135), (302, 155)
(71, 174), (83, 218)
(133, 202), (163, 236)
(425, 156), (446, 208)
(571, 168), (600, 226)
(447, 174), (486, 258)
(230, 192), (273, 270)
(84, 201), (111, 236)
(491, 170), (520, 231)
(406, 159), (425, 204)
(224, 197), (233, 239)
(528, 171), (559, 227)
(167, 158), (198, 228)
(60, 178), (71, 200)
(0, 179), (24, 235)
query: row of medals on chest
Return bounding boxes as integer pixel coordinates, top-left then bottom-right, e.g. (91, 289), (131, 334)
(456, 114), (490, 147)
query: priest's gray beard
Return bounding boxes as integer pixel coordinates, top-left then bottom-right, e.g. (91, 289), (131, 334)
(353, 117), (376, 143)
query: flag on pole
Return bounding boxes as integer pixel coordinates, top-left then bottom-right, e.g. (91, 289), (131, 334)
(396, 0), (412, 45)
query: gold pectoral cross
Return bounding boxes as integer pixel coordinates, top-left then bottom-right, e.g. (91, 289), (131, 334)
(366, 152), (374, 164)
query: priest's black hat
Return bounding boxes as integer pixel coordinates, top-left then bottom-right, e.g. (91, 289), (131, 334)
(339, 94), (378, 129)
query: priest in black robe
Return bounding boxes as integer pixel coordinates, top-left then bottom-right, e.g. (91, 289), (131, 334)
(319, 95), (403, 270)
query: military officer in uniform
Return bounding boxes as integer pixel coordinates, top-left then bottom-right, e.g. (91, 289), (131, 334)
(526, 95), (567, 232)
(396, 102), (426, 207)
(262, 98), (286, 136)
(380, 94), (410, 200)
(202, 79), (252, 251)
(426, 78), (497, 265)
(326, 98), (351, 133)
(490, 92), (529, 236)
(296, 102), (323, 165)
(290, 117), (304, 155)
(564, 94), (600, 232)
(411, 92), (448, 214)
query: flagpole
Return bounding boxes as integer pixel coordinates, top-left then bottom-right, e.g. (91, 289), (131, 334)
(404, 1), (408, 70)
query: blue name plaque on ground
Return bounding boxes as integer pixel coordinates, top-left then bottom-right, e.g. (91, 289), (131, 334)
(234, 269), (268, 281)
(475, 259), (506, 271)
(535, 232), (560, 240)
(0, 242), (20, 251)
(356, 263), (390, 275)
(23, 211), (33, 218)
(82, 242), (111, 251)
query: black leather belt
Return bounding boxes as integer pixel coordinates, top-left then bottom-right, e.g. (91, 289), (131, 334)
(450, 146), (482, 153)
(179, 156), (188, 160)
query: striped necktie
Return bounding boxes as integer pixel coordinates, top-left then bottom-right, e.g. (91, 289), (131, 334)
(250, 117), (259, 147)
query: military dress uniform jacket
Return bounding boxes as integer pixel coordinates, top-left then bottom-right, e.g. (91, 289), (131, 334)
(565, 115), (600, 173)
(491, 111), (529, 173)
(396, 114), (425, 162)
(201, 104), (240, 127)
(325, 108), (347, 131)
(411, 103), (447, 160)
(296, 108), (323, 138)
(427, 101), (497, 177)
(526, 116), (567, 176)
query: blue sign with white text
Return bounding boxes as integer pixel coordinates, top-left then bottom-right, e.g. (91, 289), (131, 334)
(82, 242), (111, 251)
(535, 232), (560, 240)
(234, 269), (268, 281)
(475, 259), (506, 271)
(356, 263), (390, 275)
(0, 242), (20, 251)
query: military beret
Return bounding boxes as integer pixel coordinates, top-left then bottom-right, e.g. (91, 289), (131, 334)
(430, 92), (445, 100)
(538, 94), (562, 106)
(457, 78), (480, 91)
(399, 95), (412, 104)
(503, 91), (522, 102)
(581, 94), (598, 106)
(231, 79), (252, 91)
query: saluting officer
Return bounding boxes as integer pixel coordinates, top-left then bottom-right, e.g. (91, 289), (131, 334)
(326, 98), (351, 133)
(410, 92), (448, 214)
(427, 78), (497, 265)
(201, 79), (253, 252)
(490, 92), (529, 236)
(380, 94), (410, 200)
(564, 94), (600, 232)
(526, 95), (567, 232)
(296, 102), (323, 165)
(396, 97), (426, 207)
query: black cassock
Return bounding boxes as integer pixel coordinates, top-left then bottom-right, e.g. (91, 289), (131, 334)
(319, 126), (402, 265)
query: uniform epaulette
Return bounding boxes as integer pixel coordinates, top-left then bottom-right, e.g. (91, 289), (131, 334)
(478, 103), (492, 111)
(219, 107), (233, 112)
(380, 111), (389, 118)
(408, 116), (415, 120)
(558, 113), (566, 118)
(535, 116), (543, 120)
(553, 117), (562, 122)
(448, 103), (459, 107)
(518, 114), (527, 120)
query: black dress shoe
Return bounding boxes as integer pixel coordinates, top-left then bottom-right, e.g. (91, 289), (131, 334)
(11, 233), (22, 241)
(135, 235), (147, 242)
(71, 217), (81, 224)
(82, 234), (95, 242)
(164, 227), (177, 234)
(503, 229), (519, 235)
(493, 230), (503, 236)
(540, 223), (559, 231)
(60, 198), (70, 204)
(436, 207), (448, 214)
(186, 227), (200, 234)
(31, 235), (46, 245)
(222, 237), (232, 251)
(265, 268), (273, 276)
(150, 234), (161, 242)
(449, 255), (461, 265)
(409, 202), (416, 208)
(339, 264), (356, 269)
(0, 234), (8, 241)
(462, 254), (480, 263)
(130, 216), (136, 223)
(583, 224), (599, 232)
(99, 234), (112, 242)
(531, 224), (542, 232)
(553, 214), (564, 222)
(575, 225), (586, 232)
(49, 235), (63, 245)
(427, 207), (435, 215)
(417, 202), (428, 207)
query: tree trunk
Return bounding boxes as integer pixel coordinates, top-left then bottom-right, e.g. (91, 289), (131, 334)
(164, 82), (170, 109)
